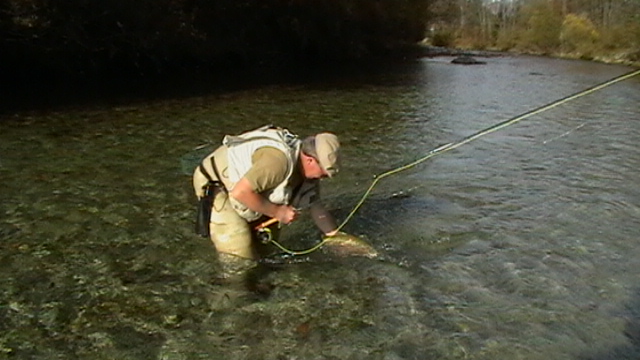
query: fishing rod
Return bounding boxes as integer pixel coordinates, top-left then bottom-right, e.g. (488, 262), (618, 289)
(261, 68), (640, 255)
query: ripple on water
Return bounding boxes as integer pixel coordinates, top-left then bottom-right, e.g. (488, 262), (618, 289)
(1, 56), (639, 359)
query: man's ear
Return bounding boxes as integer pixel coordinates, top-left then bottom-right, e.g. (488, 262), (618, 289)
(306, 155), (315, 164)
(301, 152), (313, 164)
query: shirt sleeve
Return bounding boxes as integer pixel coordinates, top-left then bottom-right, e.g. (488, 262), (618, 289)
(292, 180), (337, 233)
(243, 147), (290, 193)
(291, 179), (320, 208)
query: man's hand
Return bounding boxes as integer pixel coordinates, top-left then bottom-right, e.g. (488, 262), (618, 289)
(231, 177), (298, 224)
(324, 229), (339, 237)
(274, 205), (298, 224)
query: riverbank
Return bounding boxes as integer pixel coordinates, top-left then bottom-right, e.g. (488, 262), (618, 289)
(418, 44), (640, 68)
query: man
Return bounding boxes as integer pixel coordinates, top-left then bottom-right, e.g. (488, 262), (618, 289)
(193, 125), (341, 273)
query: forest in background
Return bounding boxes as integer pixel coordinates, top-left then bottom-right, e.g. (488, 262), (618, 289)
(0, 0), (427, 85)
(1, 0), (638, 104)
(428, 0), (640, 64)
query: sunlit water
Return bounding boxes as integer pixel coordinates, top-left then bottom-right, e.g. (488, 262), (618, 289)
(1, 56), (639, 359)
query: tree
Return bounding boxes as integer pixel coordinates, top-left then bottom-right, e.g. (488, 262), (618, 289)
(521, 0), (563, 53)
(0, 0), (431, 85)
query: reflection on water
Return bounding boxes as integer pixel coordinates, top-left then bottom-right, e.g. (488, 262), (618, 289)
(1, 56), (639, 359)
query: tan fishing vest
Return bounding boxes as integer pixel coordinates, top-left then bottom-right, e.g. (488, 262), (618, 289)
(221, 126), (301, 221)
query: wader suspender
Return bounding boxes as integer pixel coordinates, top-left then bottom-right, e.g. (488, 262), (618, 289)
(198, 157), (226, 194)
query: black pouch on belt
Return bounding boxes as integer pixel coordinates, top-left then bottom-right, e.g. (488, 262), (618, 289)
(195, 183), (216, 237)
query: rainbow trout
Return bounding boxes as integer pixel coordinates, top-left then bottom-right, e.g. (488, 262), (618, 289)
(322, 232), (378, 258)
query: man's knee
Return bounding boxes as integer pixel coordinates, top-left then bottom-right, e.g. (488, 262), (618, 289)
(210, 230), (255, 260)
(216, 252), (258, 279)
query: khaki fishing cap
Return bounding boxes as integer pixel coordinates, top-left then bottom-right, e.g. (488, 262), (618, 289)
(314, 133), (341, 177)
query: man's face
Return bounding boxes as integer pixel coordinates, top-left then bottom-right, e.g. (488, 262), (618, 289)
(301, 153), (329, 179)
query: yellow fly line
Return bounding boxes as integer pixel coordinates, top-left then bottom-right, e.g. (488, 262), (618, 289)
(269, 68), (640, 256)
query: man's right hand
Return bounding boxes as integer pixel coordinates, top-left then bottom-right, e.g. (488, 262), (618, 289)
(231, 178), (300, 224)
(275, 205), (298, 224)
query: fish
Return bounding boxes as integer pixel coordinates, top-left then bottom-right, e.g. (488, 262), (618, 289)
(321, 232), (378, 258)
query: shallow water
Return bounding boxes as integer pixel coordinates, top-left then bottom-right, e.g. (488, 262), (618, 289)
(1, 56), (639, 359)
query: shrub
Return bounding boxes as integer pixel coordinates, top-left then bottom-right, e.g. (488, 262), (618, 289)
(560, 13), (600, 55)
(431, 30), (454, 47)
(495, 30), (521, 51)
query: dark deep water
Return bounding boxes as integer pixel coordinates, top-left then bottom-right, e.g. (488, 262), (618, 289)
(1, 55), (639, 359)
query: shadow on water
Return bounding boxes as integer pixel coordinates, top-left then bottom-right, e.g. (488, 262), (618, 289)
(0, 56), (423, 115)
(580, 288), (640, 360)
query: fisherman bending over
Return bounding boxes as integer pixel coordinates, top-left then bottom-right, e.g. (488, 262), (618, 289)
(193, 125), (345, 276)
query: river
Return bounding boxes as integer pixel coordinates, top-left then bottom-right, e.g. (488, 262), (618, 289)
(1, 55), (639, 360)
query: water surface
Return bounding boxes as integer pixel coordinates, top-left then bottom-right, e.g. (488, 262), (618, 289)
(1, 56), (639, 359)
